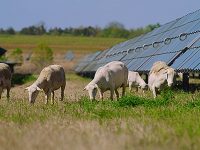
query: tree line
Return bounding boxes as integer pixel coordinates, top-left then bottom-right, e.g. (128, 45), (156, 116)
(0, 22), (160, 39)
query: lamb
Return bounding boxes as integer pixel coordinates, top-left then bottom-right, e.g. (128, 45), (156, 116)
(148, 61), (175, 98)
(84, 61), (128, 100)
(25, 65), (66, 104)
(128, 71), (147, 92)
(0, 63), (12, 99)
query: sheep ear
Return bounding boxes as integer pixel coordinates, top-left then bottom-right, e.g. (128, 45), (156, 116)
(83, 87), (86, 91)
(36, 87), (42, 91)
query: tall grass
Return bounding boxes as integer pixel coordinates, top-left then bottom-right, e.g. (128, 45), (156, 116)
(1, 89), (200, 136)
(0, 89), (200, 149)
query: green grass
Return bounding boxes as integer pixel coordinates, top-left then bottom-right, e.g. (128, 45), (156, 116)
(1, 90), (200, 136)
(0, 35), (126, 51)
(0, 87), (200, 149)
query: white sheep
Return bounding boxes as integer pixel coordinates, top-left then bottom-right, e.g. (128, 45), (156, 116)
(148, 61), (175, 98)
(25, 65), (66, 104)
(128, 71), (147, 92)
(84, 61), (128, 100)
(0, 63), (12, 99)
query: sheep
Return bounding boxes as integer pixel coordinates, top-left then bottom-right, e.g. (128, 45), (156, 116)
(148, 61), (175, 98)
(128, 71), (147, 92)
(149, 61), (168, 74)
(84, 61), (128, 100)
(0, 63), (12, 100)
(25, 65), (66, 104)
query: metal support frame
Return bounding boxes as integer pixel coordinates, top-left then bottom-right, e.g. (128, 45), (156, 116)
(183, 73), (189, 91)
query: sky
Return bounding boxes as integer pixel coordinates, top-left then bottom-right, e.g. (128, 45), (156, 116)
(1, 0), (200, 30)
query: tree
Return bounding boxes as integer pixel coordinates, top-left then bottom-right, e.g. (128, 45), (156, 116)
(145, 23), (160, 32)
(49, 27), (63, 35)
(5, 27), (15, 34)
(0, 28), (5, 34)
(100, 21), (129, 38)
(106, 21), (125, 29)
(20, 22), (46, 35)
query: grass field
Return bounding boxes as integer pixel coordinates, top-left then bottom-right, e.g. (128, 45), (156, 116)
(0, 35), (125, 52)
(1, 35), (200, 150)
(0, 73), (199, 150)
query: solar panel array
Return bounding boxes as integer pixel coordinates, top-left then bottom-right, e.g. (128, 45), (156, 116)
(75, 9), (200, 75)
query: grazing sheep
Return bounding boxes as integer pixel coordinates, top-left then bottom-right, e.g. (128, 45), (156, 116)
(25, 65), (66, 104)
(0, 63), (12, 99)
(84, 61), (128, 100)
(149, 61), (168, 74)
(128, 71), (147, 92)
(148, 61), (175, 98)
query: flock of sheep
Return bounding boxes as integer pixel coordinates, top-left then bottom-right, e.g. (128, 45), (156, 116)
(0, 60), (175, 104)
(84, 61), (175, 100)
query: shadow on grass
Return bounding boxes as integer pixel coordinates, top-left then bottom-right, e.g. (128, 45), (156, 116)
(12, 73), (36, 85)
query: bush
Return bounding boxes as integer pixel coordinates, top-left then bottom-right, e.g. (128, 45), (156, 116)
(0, 55), (7, 61)
(9, 48), (23, 63)
(31, 43), (53, 70)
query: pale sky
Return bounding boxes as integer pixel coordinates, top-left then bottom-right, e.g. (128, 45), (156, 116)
(1, 0), (200, 30)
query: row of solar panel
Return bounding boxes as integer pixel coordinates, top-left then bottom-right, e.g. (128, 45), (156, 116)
(75, 9), (200, 74)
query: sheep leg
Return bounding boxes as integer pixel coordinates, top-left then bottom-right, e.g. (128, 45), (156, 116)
(6, 87), (10, 100)
(51, 91), (55, 104)
(115, 89), (119, 99)
(142, 89), (145, 93)
(60, 85), (65, 101)
(152, 86), (157, 98)
(129, 82), (132, 92)
(135, 87), (138, 92)
(0, 87), (3, 99)
(45, 91), (51, 104)
(98, 89), (103, 100)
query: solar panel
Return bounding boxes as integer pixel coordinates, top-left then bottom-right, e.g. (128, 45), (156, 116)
(75, 51), (101, 72)
(76, 9), (200, 75)
(65, 51), (74, 61)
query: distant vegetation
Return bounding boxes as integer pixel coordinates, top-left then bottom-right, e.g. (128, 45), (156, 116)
(0, 22), (160, 39)
(31, 43), (53, 69)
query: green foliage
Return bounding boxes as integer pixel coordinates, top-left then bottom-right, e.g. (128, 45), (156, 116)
(0, 27), (15, 35)
(100, 21), (130, 38)
(118, 95), (144, 107)
(12, 74), (36, 85)
(0, 55), (7, 61)
(160, 86), (174, 101)
(9, 48), (23, 63)
(20, 23), (46, 35)
(31, 43), (53, 69)
(5, 27), (15, 35)
(0, 22), (160, 38)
